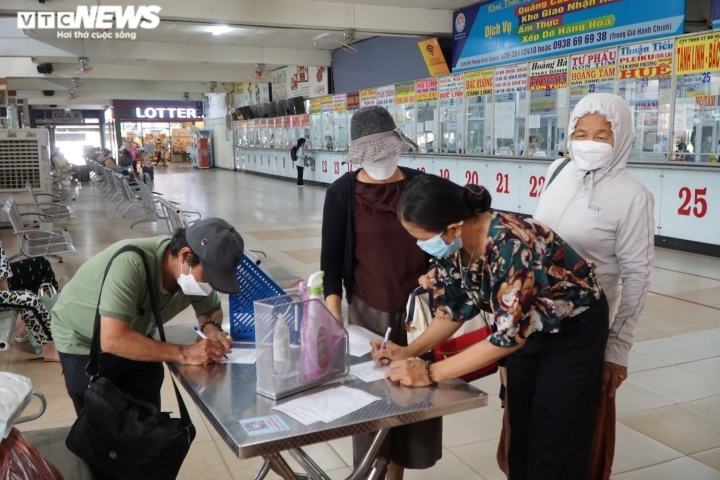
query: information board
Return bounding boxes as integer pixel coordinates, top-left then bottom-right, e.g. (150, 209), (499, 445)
(452, 0), (684, 71)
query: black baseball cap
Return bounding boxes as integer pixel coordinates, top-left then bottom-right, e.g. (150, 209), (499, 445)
(186, 218), (244, 294)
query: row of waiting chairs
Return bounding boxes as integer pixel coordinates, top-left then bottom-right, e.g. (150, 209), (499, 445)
(86, 160), (202, 233)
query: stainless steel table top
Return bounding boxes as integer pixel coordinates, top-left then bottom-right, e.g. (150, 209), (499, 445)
(164, 325), (488, 459)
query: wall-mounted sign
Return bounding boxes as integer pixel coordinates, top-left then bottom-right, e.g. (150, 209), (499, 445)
(333, 94), (347, 112)
(465, 69), (493, 97)
(271, 66), (329, 100)
(112, 100), (201, 121)
(529, 57), (568, 90)
(346, 91), (360, 110)
(320, 96), (333, 113)
(395, 81), (415, 105)
(494, 64), (528, 95)
(233, 82), (271, 107)
(360, 88), (377, 108)
(439, 73), (464, 104)
(309, 98), (322, 114)
(51, 111), (83, 123)
(570, 48), (616, 86)
(452, 0), (684, 71)
(376, 85), (395, 111)
(418, 37), (450, 76)
(618, 39), (674, 79)
(676, 32), (720, 75)
(415, 78), (438, 103)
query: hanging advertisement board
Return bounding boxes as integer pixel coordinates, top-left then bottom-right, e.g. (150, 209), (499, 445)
(617, 39), (674, 78)
(439, 73), (465, 104)
(452, 0), (684, 71)
(465, 69), (493, 97)
(570, 48), (616, 86)
(675, 32), (720, 75)
(415, 78), (438, 103)
(271, 66), (329, 100)
(528, 57), (568, 90)
(494, 64), (528, 95)
(376, 85), (395, 111)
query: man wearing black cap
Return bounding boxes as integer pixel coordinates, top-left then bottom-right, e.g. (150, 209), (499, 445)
(51, 218), (245, 415)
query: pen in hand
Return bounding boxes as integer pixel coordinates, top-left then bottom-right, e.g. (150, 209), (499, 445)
(380, 326), (392, 351)
(193, 326), (229, 360)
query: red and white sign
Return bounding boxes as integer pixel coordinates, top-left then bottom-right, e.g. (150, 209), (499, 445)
(658, 169), (718, 244)
(486, 162), (520, 212)
(438, 73), (465, 104)
(51, 110), (83, 123)
(494, 64), (528, 95)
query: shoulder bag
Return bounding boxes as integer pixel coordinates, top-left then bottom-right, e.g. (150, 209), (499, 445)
(65, 245), (196, 480)
(406, 287), (497, 382)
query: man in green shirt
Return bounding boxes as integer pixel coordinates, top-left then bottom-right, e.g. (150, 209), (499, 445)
(53, 217), (244, 415)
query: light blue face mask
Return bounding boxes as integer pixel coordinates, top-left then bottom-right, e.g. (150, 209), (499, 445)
(416, 222), (463, 258)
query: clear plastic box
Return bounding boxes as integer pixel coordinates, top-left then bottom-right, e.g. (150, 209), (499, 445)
(253, 294), (349, 400)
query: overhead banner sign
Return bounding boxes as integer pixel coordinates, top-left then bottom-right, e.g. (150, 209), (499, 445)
(617, 39), (673, 79)
(570, 48), (616, 86)
(528, 57), (567, 90)
(676, 32), (720, 75)
(465, 69), (493, 97)
(418, 37), (450, 76)
(439, 74), (464, 104)
(494, 64), (528, 95)
(415, 78), (438, 103)
(271, 66), (329, 100)
(360, 88), (377, 107)
(452, 0), (685, 71)
(112, 100), (202, 121)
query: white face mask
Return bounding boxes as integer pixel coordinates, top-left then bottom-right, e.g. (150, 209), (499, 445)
(571, 141), (614, 171)
(362, 157), (399, 180)
(177, 262), (213, 296)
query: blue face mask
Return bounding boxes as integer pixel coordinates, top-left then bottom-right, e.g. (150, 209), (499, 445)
(417, 229), (463, 258)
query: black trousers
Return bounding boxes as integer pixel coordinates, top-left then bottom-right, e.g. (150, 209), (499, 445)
(59, 351), (164, 416)
(296, 166), (305, 185)
(505, 295), (609, 480)
(8, 256), (57, 292)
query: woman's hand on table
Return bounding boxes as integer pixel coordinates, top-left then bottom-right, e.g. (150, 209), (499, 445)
(371, 339), (411, 366)
(386, 359), (432, 387)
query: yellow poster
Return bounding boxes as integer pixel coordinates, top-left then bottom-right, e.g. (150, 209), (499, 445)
(360, 88), (377, 107)
(418, 37), (450, 76)
(320, 96), (333, 113)
(676, 32), (720, 75)
(309, 98), (322, 114)
(333, 94), (347, 112)
(415, 78), (438, 103)
(395, 81), (415, 105)
(465, 69), (493, 97)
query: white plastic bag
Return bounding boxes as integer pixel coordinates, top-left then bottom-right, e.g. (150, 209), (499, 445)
(0, 373), (33, 440)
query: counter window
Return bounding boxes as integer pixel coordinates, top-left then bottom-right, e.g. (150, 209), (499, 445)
(674, 68), (720, 163)
(310, 112), (322, 150)
(396, 104), (416, 148)
(440, 98), (464, 154)
(334, 111), (349, 152)
(465, 96), (491, 154)
(528, 87), (568, 158)
(321, 110), (335, 151)
(416, 101), (437, 153)
(494, 92), (526, 156)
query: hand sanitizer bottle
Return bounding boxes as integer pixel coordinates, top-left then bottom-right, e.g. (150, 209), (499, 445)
(273, 313), (291, 374)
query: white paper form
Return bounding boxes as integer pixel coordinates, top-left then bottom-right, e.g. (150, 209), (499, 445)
(272, 386), (381, 425)
(350, 361), (390, 383)
(216, 348), (257, 364)
(346, 325), (381, 357)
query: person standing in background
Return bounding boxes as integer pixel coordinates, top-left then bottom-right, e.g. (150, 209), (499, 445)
(129, 142), (138, 174)
(531, 93), (655, 479)
(321, 106), (441, 480)
(527, 135), (547, 157)
(291, 138), (306, 187)
(138, 147), (154, 182)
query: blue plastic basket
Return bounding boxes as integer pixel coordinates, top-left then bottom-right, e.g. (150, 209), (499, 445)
(229, 254), (286, 340)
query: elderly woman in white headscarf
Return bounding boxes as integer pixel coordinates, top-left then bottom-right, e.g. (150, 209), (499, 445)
(533, 93), (655, 478)
(320, 105), (441, 480)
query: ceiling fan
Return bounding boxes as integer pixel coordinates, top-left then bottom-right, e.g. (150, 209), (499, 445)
(68, 88), (78, 100)
(71, 77), (84, 89)
(75, 57), (94, 74)
(313, 30), (358, 54)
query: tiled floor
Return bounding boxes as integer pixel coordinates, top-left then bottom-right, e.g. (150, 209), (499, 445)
(2, 164), (720, 479)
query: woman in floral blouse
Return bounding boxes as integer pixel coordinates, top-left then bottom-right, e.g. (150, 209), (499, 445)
(373, 174), (609, 480)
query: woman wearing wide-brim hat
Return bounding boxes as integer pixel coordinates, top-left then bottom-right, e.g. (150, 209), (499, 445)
(320, 106), (442, 479)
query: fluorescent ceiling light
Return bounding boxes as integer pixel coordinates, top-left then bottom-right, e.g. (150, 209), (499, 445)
(207, 26), (233, 36)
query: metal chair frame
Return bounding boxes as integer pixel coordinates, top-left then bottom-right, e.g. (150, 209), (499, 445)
(2, 195), (76, 263)
(24, 181), (77, 221)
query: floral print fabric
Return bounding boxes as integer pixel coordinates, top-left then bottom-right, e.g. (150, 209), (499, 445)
(432, 212), (602, 347)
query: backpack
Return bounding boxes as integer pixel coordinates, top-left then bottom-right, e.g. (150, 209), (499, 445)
(290, 146), (298, 161)
(119, 149), (133, 167)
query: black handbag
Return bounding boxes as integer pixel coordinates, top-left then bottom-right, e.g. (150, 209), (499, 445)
(65, 245), (196, 480)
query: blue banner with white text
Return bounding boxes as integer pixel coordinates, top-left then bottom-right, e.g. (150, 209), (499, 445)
(452, 0), (685, 71)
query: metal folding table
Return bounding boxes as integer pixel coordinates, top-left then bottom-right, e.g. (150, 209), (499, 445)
(163, 325), (488, 480)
